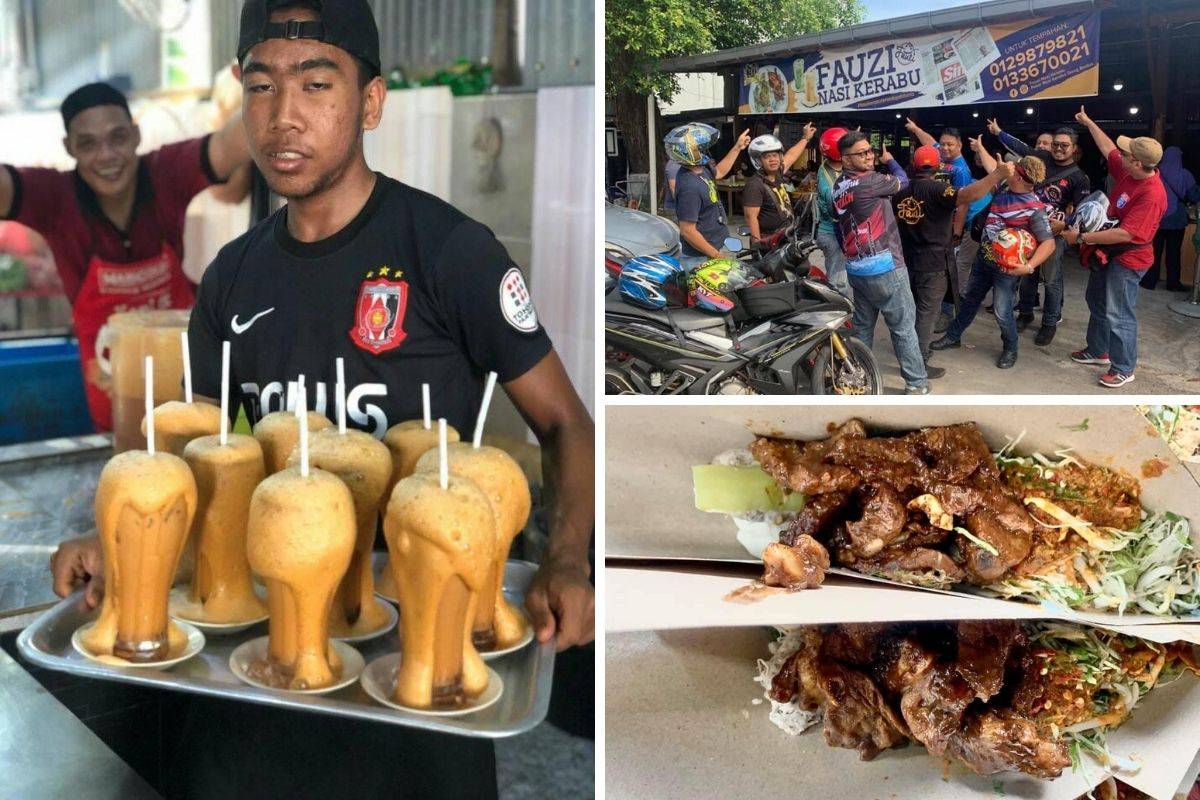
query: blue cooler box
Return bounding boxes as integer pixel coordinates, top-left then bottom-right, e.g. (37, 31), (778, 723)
(0, 336), (93, 445)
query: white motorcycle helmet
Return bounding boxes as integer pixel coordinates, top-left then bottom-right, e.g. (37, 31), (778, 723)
(748, 134), (785, 172)
(1071, 190), (1115, 233)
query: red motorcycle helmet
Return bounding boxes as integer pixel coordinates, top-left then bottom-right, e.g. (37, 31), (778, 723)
(819, 127), (849, 161)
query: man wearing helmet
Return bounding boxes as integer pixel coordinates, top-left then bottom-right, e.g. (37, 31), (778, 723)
(664, 123), (751, 267)
(1062, 106), (1167, 388)
(932, 149), (1057, 370)
(742, 122), (815, 247)
(815, 126), (850, 296)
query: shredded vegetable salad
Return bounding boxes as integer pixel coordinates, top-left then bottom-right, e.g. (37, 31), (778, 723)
(991, 441), (1200, 617)
(1029, 623), (1189, 775)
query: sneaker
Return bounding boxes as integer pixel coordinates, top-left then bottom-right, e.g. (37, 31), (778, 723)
(930, 336), (961, 351)
(996, 350), (1017, 369)
(924, 364), (946, 379)
(1034, 325), (1056, 346)
(1098, 370), (1134, 388)
(905, 383), (932, 395)
(1070, 349), (1110, 366)
(1016, 312), (1034, 332)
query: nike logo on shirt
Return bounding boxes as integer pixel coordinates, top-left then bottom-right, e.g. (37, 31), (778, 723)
(231, 307), (275, 334)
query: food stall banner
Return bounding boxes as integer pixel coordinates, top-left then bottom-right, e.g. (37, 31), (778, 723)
(737, 12), (1099, 114)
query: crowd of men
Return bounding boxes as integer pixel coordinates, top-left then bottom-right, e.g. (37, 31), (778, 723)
(663, 106), (1172, 393)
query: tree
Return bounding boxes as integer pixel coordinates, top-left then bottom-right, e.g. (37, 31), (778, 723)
(606, 0), (865, 180)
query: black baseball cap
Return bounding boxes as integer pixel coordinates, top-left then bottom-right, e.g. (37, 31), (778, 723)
(237, 0), (381, 77)
(61, 82), (131, 130)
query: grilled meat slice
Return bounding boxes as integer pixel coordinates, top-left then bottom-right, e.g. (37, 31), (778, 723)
(761, 538), (830, 590)
(816, 660), (910, 760)
(751, 437), (860, 496)
(900, 662), (975, 756)
(914, 424), (998, 483)
(946, 709), (1070, 779)
(862, 547), (966, 586)
(820, 623), (891, 666)
(878, 636), (940, 696)
(958, 509), (1034, 583)
(955, 621), (1023, 701)
(783, 491), (849, 545)
(845, 484), (908, 558)
(770, 630), (826, 710)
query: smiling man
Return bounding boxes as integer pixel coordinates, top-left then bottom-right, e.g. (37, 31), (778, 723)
(0, 82), (252, 430)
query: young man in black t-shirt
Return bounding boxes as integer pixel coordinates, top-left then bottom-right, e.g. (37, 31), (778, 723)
(893, 145), (1007, 373)
(49, 2), (593, 797)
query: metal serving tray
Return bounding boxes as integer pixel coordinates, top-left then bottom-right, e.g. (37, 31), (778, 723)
(16, 559), (554, 739)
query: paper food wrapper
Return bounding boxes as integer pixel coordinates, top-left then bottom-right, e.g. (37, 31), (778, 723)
(606, 566), (1200, 644)
(605, 404), (1200, 626)
(606, 625), (1200, 800)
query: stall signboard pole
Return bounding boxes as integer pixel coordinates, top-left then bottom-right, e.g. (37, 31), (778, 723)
(648, 93), (658, 215)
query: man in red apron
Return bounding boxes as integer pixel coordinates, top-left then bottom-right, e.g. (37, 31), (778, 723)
(0, 81), (251, 429)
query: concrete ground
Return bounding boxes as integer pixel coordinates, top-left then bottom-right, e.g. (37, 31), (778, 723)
(724, 213), (1198, 394)
(863, 252), (1200, 395)
(497, 723), (595, 799)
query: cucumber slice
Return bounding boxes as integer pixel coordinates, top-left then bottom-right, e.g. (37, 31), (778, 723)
(692, 464), (805, 514)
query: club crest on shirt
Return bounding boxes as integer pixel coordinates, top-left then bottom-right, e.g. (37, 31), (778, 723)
(349, 272), (409, 354)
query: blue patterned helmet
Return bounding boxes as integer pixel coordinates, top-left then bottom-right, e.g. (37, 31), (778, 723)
(618, 254), (687, 310)
(664, 123), (720, 167)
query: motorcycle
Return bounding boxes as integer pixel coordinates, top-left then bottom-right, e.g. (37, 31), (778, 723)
(605, 234), (882, 396)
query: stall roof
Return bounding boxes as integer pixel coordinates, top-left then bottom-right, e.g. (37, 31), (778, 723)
(657, 0), (1107, 73)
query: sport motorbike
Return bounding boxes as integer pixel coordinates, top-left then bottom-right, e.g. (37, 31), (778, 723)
(605, 238), (882, 395)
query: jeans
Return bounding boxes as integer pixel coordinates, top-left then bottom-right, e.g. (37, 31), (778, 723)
(945, 252), (1021, 353)
(954, 237), (980, 299)
(909, 269), (948, 359)
(1017, 237), (1065, 326)
(848, 266), (927, 388)
(1143, 227), (1185, 288)
(816, 228), (851, 299)
(941, 237), (981, 318)
(1085, 260), (1149, 375)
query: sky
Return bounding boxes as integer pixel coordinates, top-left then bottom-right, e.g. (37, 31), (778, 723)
(860, 0), (978, 22)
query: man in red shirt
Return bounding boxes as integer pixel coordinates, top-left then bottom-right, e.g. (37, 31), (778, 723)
(0, 82), (251, 428)
(1062, 106), (1167, 388)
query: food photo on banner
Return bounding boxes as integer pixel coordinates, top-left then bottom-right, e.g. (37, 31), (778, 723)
(0, 1), (596, 799)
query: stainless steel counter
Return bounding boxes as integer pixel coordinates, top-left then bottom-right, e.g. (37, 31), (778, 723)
(0, 434), (110, 622)
(0, 646), (160, 799)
